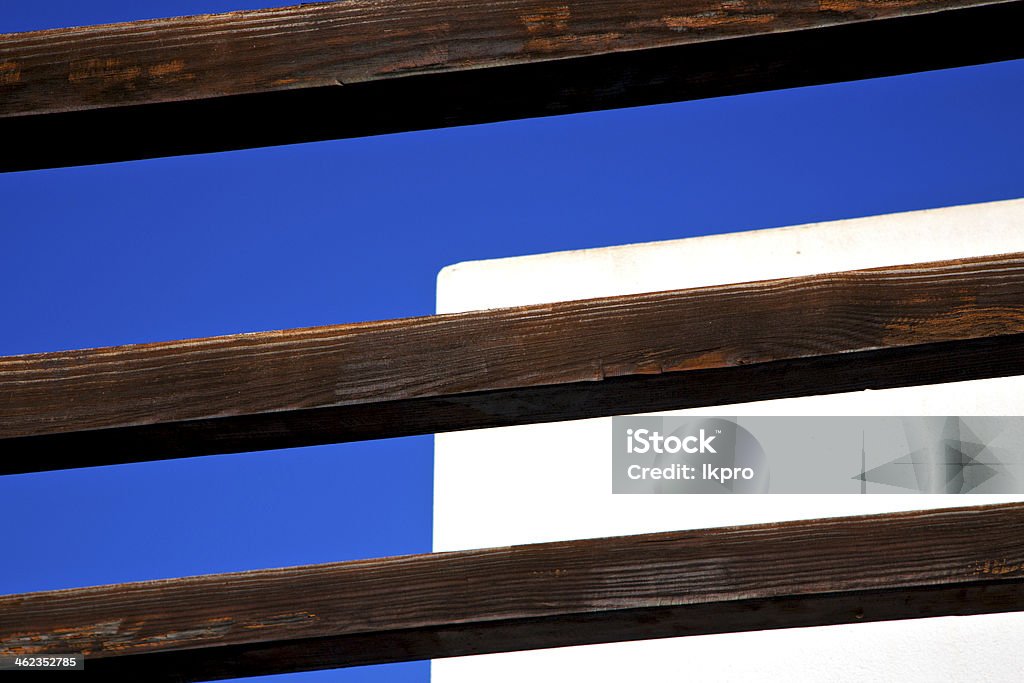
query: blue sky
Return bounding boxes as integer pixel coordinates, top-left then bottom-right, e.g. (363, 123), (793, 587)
(2, 3), (1024, 682)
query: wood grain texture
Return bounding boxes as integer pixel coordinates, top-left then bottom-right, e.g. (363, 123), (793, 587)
(3, 252), (1024, 474)
(2, 503), (1022, 680)
(2, 0), (1022, 170)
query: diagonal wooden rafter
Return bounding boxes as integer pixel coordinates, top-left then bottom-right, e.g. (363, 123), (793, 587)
(2, 251), (1024, 474)
(2, 0), (1023, 170)
(1, 504), (1022, 681)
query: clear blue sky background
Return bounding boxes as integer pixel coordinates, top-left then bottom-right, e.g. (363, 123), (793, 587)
(2, 3), (1024, 682)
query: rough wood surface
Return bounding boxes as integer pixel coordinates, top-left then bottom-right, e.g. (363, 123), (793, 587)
(2, 0), (1022, 170)
(1, 503), (1022, 680)
(3, 252), (1024, 474)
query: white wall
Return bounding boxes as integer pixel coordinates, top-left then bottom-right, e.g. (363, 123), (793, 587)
(434, 198), (1024, 682)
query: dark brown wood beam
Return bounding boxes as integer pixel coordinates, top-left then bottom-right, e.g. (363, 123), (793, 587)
(2, 0), (1023, 171)
(2, 503), (1022, 681)
(3, 252), (1024, 474)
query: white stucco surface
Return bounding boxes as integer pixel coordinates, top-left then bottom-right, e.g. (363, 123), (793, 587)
(433, 198), (1024, 682)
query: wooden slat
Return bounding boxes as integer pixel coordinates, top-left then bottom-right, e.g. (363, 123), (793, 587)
(4, 252), (1024, 474)
(2, 0), (1023, 170)
(2, 503), (1022, 680)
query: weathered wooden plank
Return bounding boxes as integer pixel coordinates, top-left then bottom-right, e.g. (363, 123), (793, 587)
(2, 0), (1022, 170)
(2, 252), (1024, 474)
(2, 503), (1022, 681)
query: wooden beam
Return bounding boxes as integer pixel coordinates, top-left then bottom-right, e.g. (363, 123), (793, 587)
(2, 0), (1022, 171)
(3, 252), (1024, 474)
(2, 503), (1022, 680)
